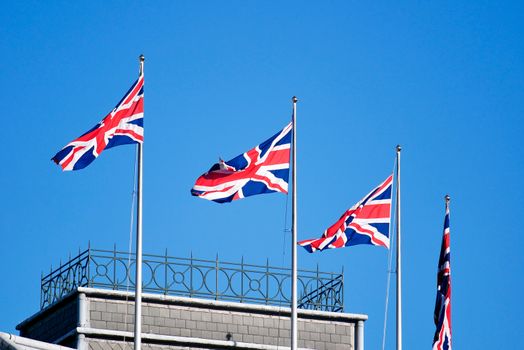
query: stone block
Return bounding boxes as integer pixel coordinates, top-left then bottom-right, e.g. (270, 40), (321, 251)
(222, 314), (233, 324)
(111, 313), (124, 323)
(106, 302), (117, 313)
(179, 310), (191, 320)
(117, 303), (127, 314)
(227, 324), (238, 333)
(305, 340), (315, 349)
(253, 316), (263, 327)
(259, 327), (268, 336)
(279, 319), (290, 330)
(237, 324), (247, 334)
(315, 340), (327, 350)
(158, 307), (169, 318)
(330, 333), (341, 343)
(190, 311), (202, 321)
(93, 301), (106, 312)
(116, 322), (128, 332)
(217, 322), (227, 332)
(241, 315), (253, 326)
(211, 313), (222, 323)
(280, 329), (290, 338)
(143, 316), (154, 325)
(169, 308), (181, 319)
(335, 343), (349, 350)
(90, 320), (106, 329)
(263, 336), (278, 346)
(149, 307), (161, 317)
(263, 318), (274, 328)
(340, 335), (350, 344)
(91, 311), (102, 321)
(321, 332), (331, 341)
(201, 312), (211, 322)
(305, 322), (317, 332)
(325, 324), (336, 334)
(205, 322), (217, 332)
(164, 317), (176, 328)
(336, 324), (347, 335)
(185, 320), (196, 329)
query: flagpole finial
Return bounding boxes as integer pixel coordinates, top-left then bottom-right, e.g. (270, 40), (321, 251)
(445, 194), (450, 203)
(292, 96), (298, 103)
(139, 54), (145, 62)
(396, 145), (402, 152)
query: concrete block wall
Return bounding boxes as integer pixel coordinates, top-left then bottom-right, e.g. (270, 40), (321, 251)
(85, 339), (216, 350)
(17, 288), (366, 350)
(88, 297), (355, 349)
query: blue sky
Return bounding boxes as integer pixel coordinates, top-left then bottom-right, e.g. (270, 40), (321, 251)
(1, 1), (523, 349)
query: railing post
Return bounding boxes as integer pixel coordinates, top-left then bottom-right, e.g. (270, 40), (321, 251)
(49, 265), (53, 304)
(67, 252), (71, 291)
(165, 248), (168, 295)
(190, 251), (193, 298)
(266, 258), (269, 305)
(58, 258), (62, 296)
(316, 264), (320, 310)
(87, 242), (91, 288)
(40, 271), (44, 309)
(341, 266), (344, 312)
(215, 254), (219, 301)
(113, 244), (117, 290)
(240, 256), (244, 303)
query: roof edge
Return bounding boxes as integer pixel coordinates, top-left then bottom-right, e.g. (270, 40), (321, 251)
(79, 287), (368, 321)
(0, 332), (75, 350)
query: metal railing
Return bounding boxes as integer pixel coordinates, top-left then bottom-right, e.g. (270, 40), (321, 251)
(40, 246), (344, 312)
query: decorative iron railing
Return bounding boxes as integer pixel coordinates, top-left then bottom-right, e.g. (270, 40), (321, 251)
(40, 246), (344, 312)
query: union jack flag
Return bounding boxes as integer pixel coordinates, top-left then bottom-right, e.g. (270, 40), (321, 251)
(191, 122), (292, 203)
(298, 175), (393, 252)
(52, 74), (144, 171)
(433, 196), (452, 350)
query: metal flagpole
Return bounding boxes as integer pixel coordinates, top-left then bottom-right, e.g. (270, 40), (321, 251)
(395, 145), (402, 350)
(291, 96), (298, 350)
(134, 54), (145, 350)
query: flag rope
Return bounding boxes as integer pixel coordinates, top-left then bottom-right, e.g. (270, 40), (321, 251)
(123, 144), (139, 344)
(381, 156), (398, 350)
(276, 112), (294, 349)
(276, 178), (291, 349)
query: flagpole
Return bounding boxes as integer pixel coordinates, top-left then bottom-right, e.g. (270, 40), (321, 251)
(291, 96), (298, 350)
(134, 54), (145, 350)
(395, 145), (402, 350)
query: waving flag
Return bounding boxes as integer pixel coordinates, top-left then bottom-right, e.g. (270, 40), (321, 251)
(299, 175), (393, 252)
(191, 122), (292, 203)
(52, 74), (144, 171)
(433, 196), (452, 350)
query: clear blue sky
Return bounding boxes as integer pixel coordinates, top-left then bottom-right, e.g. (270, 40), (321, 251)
(1, 1), (523, 349)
